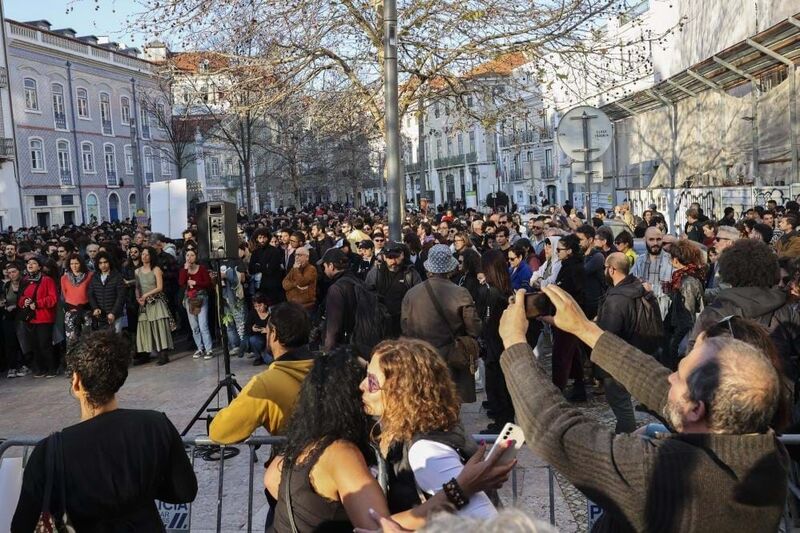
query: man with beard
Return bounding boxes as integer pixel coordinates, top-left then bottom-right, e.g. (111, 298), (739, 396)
(631, 227), (674, 319)
(365, 242), (421, 337)
(249, 228), (285, 304)
(595, 252), (662, 433)
(309, 222), (334, 260)
(354, 240), (376, 280)
(498, 284), (786, 532)
(575, 225), (606, 320)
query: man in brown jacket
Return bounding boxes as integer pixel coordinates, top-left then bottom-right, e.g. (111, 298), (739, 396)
(499, 285), (787, 532)
(776, 213), (800, 258)
(401, 244), (481, 402)
(281, 247), (316, 311)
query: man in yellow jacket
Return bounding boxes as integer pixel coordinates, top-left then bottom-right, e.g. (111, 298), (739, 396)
(210, 302), (315, 442)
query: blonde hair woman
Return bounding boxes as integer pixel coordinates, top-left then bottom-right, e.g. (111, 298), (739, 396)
(362, 338), (499, 518)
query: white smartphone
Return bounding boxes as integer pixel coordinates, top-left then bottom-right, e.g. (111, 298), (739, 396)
(485, 422), (525, 465)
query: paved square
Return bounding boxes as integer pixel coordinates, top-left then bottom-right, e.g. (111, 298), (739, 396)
(0, 347), (580, 532)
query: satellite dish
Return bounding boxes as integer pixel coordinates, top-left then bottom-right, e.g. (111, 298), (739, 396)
(556, 106), (613, 163)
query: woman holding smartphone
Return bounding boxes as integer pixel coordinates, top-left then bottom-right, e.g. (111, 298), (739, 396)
(245, 293), (272, 365)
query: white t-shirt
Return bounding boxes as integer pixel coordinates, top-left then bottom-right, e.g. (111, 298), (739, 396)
(407, 439), (497, 519)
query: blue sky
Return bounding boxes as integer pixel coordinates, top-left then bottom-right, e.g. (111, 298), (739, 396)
(3, 0), (150, 47)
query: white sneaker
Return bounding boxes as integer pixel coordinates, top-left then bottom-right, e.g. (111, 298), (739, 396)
(16, 366), (30, 377)
(203, 350), (215, 360)
(229, 346), (240, 355)
(7, 369), (16, 378)
(192, 349), (203, 359)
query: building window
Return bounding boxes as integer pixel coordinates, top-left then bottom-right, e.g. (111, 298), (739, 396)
(124, 145), (134, 174)
(469, 130), (476, 153)
(446, 137), (452, 157)
(140, 107), (150, 139)
(34, 195), (48, 207)
(161, 149), (172, 176)
(457, 133), (464, 155)
(156, 103), (167, 130)
(436, 138), (442, 159)
(143, 146), (153, 183)
(104, 144), (118, 186)
(76, 88), (89, 119)
(29, 138), (45, 172)
(52, 83), (67, 130)
(209, 156), (221, 177)
(57, 140), (72, 186)
(434, 103), (440, 119)
(61, 194), (74, 205)
(467, 95), (474, 108)
(86, 193), (99, 222)
(81, 142), (96, 173)
(100, 93), (113, 135)
(544, 148), (553, 178)
(128, 193), (136, 216)
(121, 96), (131, 125)
(24, 78), (39, 111)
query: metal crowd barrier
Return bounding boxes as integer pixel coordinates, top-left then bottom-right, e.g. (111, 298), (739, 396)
(0, 433), (543, 533)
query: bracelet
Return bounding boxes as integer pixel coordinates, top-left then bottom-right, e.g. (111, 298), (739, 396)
(442, 477), (470, 509)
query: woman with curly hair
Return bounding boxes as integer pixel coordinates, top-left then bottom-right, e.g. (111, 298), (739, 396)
(664, 239), (706, 370)
(362, 339), (499, 518)
(265, 347), (508, 532)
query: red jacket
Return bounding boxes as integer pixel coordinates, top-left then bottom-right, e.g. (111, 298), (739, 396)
(19, 275), (58, 324)
(178, 265), (212, 299)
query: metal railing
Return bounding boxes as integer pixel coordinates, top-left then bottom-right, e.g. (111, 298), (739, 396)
(0, 433), (536, 533)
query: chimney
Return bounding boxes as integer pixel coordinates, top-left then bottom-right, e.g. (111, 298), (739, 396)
(53, 28), (77, 38)
(78, 35), (100, 45)
(24, 20), (52, 31)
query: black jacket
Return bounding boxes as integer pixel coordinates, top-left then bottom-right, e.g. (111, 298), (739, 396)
(556, 255), (585, 310)
(88, 270), (126, 318)
(323, 270), (361, 351)
(250, 244), (285, 303)
(691, 286), (800, 377)
(583, 248), (607, 317)
(597, 275), (644, 340)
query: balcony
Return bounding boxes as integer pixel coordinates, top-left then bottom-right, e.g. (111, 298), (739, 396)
(0, 138), (14, 160)
(404, 161), (424, 174)
(54, 113), (67, 130)
(60, 169), (73, 186)
(106, 170), (118, 187)
(102, 120), (113, 135)
(207, 175), (240, 189)
(434, 152), (477, 169)
(500, 129), (542, 148)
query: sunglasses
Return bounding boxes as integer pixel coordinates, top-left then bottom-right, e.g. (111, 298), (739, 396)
(367, 372), (382, 393)
(716, 315), (736, 337)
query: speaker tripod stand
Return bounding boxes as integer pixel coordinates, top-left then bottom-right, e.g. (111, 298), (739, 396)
(181, 259), (243, 459)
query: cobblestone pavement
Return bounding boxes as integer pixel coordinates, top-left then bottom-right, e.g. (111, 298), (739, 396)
(0, 335), (652, 532)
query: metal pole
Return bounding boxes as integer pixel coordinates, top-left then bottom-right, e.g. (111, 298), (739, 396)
(751, 82), (760, 187)
(0, 4), (27, 227)
(384, 0), (401, 240)
(130, 78), (146, 216)
(65, 61), (86, 223)
(581, 111), (593, 217)
(788, 65), (800, 185)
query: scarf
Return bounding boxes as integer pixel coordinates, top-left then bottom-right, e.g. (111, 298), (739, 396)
(25, 272), (42, 283)
(670, 264), (705, 292)
(66, 271), (87, 287)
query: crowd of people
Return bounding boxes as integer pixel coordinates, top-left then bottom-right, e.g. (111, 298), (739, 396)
(7, 195), (800, 532)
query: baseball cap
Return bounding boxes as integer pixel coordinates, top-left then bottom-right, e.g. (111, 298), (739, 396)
(317, 247), (347, 266)
(357, 240), (374, 250)
(383, 241), (404, 256)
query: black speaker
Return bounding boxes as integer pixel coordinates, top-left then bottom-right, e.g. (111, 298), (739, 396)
(197, 201), (238, 259)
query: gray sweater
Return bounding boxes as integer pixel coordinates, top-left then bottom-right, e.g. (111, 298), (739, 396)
(501, 333), (787, 532)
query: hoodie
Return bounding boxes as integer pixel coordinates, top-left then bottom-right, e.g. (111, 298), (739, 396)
(690, 287), (800, 374)
(530, 236), (561, 287)
(209, 346), (316, 443)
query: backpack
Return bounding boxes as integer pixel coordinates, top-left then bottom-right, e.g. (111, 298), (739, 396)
(342, 278), (390, 359)
(631, 291), (664, 356)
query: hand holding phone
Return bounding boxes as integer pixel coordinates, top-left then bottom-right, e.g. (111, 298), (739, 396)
(523, 291), (555, 319)
(486, 423), (525, 465)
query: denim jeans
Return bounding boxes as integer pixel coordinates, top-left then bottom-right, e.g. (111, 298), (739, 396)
(247, 334), (272, 365)
(187, 299), (213, 352)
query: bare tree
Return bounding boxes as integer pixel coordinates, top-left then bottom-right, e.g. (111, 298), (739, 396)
(138, 75), (198, 180)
